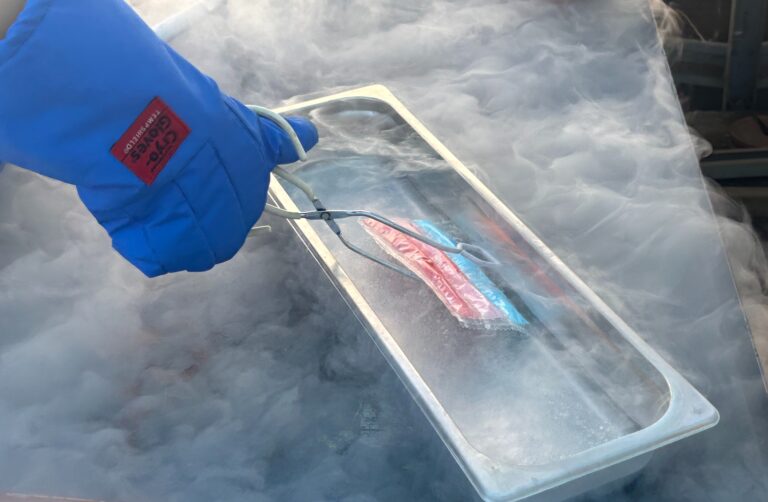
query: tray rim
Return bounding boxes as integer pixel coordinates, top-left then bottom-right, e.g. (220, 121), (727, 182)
(265, 84), (720, 501)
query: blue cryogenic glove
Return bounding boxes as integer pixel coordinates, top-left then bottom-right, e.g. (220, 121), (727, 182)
(0, 0), (318, 277)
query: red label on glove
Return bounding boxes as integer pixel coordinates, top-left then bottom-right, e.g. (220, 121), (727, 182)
(111, 97), (190, 185)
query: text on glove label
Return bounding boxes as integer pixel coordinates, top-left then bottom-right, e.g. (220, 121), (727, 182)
(111, 97), (190, 185)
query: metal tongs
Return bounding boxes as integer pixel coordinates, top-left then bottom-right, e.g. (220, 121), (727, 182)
(249, 105), (500, 279)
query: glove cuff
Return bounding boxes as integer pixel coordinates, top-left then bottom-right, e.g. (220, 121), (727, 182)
(0, 0), (54, 66)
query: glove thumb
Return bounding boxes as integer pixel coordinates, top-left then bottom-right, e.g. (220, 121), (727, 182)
(227, 97), (319, 167)
(272, 117), (318, 164)
(260, 115), (319, 166)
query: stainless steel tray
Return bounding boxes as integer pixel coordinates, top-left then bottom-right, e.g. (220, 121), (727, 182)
(266, 85), (719, 502)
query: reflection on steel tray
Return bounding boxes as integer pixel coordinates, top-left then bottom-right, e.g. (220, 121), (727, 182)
(260, 85), (719, 502)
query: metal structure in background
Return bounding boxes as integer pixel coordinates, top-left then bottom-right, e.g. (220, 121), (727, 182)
(675, 0), (768, 110)
(724, 0), (767, 109)
(673, 1), (768, 178)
